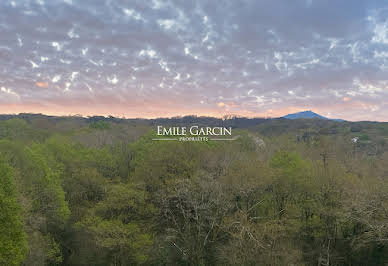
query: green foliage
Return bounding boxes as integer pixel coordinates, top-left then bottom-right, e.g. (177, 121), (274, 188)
(94, 183), (156, 221)
(0, 116), (388, 265)
(76, 184), (155, 265)
(45, 234), (63, 265)
(89, 120), (111, 130)
(79, 217), (152, 265)
(131, 134), (203, 191)
(65, 168), (107, 206)
(0, 118), (30, 139)
(27, 145), (70, 224)
(270, 151), (310, 174)
(0, 154), (28, 265)
(359, 134), (369, 141)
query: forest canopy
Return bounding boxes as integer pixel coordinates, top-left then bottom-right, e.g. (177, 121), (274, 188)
(0, 114), (387, 265)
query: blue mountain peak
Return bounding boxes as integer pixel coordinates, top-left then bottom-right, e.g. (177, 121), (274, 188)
(282, 110), (329, 120)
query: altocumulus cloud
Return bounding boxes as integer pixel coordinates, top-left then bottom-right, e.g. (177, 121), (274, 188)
(1, 0), (388, 120)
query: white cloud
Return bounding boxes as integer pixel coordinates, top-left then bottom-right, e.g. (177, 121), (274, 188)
(70, 72), (79, 82)
(328, 38), (339, 50)
(84, 82), (93, 92)
(353, 78), (385, 94)
(255, 96), (265, 103)
(60, 59), (72, 64)
(52, 42), (63, 51)
(28, 60), (39, 68)
(139, 49), (157, 58)
(52, 75), (61, 83)
(202, 33), (209, 43)
(67, 28), (79, 39)
(371, 19), (388, 44)
(17, 36), (23, 47)
(107, 75), (119, 85)
(374, 50), (388, 58)
(151, 0), (164, 9)
(157, 19), (176, 30)
(158, 59), (170, 72)
(64, 82), (71, 92)
(81, 48), (88, 56)
(295, 58), (320, 70)
(174, 73), (181, 80)
(89, 59), (100, 66)
(124, 9), (143, 21)
(1, 87), (19, 98)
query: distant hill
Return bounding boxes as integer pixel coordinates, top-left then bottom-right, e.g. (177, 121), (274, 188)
(282, 110), (345, 121)
(283, 110), (328, 120)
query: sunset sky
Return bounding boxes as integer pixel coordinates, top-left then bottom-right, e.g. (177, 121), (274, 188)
(1, 0), (388, 121)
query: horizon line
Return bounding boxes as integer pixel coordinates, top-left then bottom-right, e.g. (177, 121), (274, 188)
(0, 112), (386, 123)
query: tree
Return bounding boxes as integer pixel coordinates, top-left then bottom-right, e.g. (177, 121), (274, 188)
(269, 151), (313, 219)
(0, 154), (28, 265)
(76, 183), (155, 265)
(156, 177), (230, 265)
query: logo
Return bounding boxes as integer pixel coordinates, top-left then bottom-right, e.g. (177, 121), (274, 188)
(153, 126), (236, 141)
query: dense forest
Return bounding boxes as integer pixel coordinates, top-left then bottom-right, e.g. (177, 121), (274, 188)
(1, 114), (388, 265)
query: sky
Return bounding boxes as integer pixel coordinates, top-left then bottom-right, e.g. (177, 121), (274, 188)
(1, 0), (388, 121)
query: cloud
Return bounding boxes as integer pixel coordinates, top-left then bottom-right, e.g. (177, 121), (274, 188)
(36, 82), (49, 88)
(0, 0), (387, 120)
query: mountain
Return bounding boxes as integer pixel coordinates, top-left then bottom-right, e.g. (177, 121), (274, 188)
(282, 110), (335, 120)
